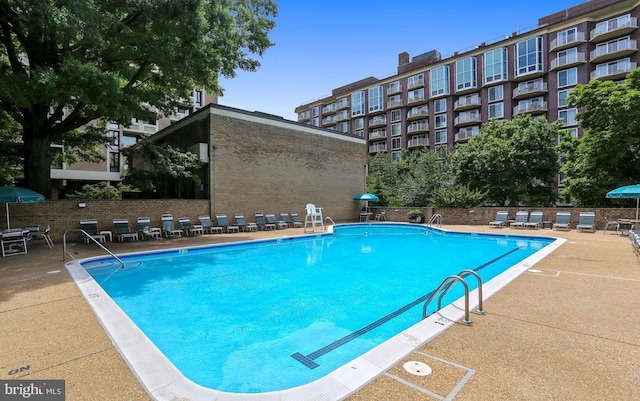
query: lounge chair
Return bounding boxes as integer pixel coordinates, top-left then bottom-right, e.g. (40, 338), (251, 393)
(290, 212), (304, 228)
(304, 203), (324, 233)
(179, 217), (204, 236)
(113, 219), (139, 242)
(489, 211), (508, 228)
(137, 217), (162, 240)
(215, 214), (240, 233)
(1, 229), (28, 257)
(199, 216), (223, 234)
(375, 211), (387, 221)
(266, 213), (288, 229)
(510, 211), (529, 229)
(80, 219), (106, 244)
(576, 212), (596, 232)
(280, 212), (302, 228)
(254, 212), (276, 230)
(552, 212), (571, 231)
(28, 224), (54, 248)
(603, 217), (620, 235)
(161, 214), (184, 238)
(234, 214), (258, 232)
(524, 211), (544, 229)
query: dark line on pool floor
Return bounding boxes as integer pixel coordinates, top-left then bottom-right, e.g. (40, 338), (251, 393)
(291, 246), (521, 369)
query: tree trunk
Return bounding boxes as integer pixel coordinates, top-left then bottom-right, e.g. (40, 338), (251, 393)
(23, 127), (53, 198)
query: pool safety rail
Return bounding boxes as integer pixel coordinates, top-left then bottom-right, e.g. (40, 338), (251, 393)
(325, 216), (336, 226)
(422, 269), (485, 325)
(427, 213), (442, 227)
(62, 229), (124, 268)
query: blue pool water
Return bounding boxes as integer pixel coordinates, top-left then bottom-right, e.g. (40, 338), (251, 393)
(81, 224), (553, 393)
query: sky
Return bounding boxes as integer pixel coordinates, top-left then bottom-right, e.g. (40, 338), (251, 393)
(219, 0), (587, 121)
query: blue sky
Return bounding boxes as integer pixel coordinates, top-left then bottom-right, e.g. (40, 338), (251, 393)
(219, 0), (586, 121)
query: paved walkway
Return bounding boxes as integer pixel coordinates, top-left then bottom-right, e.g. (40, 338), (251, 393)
(1, 225), (639, 400)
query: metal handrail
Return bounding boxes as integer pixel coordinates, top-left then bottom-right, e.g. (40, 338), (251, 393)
(325, 216), (336, 226)
(422, 275), (472, 325)
(439, 269), (486, 315)
(427, 213), (442, 227)
(62, 229), (124, 268)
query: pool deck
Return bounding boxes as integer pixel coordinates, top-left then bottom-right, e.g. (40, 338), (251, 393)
(1, 225), (639, 400)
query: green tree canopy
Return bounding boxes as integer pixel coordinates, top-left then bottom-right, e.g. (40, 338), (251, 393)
(451, 115), (561, 206)
(0, 110), (22, 185)
(0, 0), (277, 197)
(559, 68), (640, 206)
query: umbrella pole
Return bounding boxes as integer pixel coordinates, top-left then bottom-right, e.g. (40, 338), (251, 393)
(636, 198), (639, 221)
(5, 202), (9, 230)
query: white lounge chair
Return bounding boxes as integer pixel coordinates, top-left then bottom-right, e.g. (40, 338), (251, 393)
(510, 211), (529, 229)
(524, 211), (544, 229)
(489, 211), (508, 228)
(552, 212), (571, 231)
(576, 212), (596, 232)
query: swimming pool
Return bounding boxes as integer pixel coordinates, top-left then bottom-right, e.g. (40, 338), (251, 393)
(66, 223), (564, 400)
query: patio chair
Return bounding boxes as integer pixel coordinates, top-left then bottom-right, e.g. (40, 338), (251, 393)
(199, 216), (223, 234)
(215, 214), (240, 233)
(280, 212), (302, 228)
(510, 211), (529, 229)
(524, 211), (544, 229)
(80, 219), (106, 244)
(290, 212), (304, 228)
(1, 229), (28, 257)
(552, 212), (571, 231)
(489, 211), (508, 228)
(234, 214), (258, 232)
(266, 213), (288, 229)
(137, 217), (162, 240)
(603, 217), (620, 235)
(113, 219), (139, 242)
(179, 217), (204, 236)
(28, 224), (54, 248)
(254, 212), (276, 231)
(161, 214), (184, 238)
(375, 211), (387, 221)
(576, 212), (596, 233)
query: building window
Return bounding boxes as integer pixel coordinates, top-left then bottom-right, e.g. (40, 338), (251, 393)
(435, 114), (447, 128)
(121, 134), (138, 148)
(433, 98), (447, 113)
(559, 108), (577, 126)
(391, 123), (401, 136)
(456, 57), (477, 91)
(488, 85), (504, 102)
(516, 36), (544, 76)
(556, 27), (578, 47)
(354, 118), (364, 130)
(109, 151), (120, 172)
(488, 103), (504, 119)
(337, 97), (349, 108)
(194, 90), (203, 107)
(557, 48), (578, 65)
(558, 67), (578, 87)
(108, 130), (119, 149)
(354, 130), (364, 137)
(351, 91), (365, 117)
(407, 73), (424, 89)
(435, 129), (447, 145)
(337, 122), (348, 133)
(312, 106), (319, 117)
(388, 80), (401, 93)
(50, 146), (63, 169)
(391, 151), (402, 161)
(368, 86), (384, 113)
(408, 88), (425, 103)
(484, 48), (508, 84)
(391, 137), (402, 150)
(430, 65), (449, 97)
(558, 89), (573, 108)
(390, 109), (401, 123)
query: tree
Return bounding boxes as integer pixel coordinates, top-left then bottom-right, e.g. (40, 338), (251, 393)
(559, 68), (640, 206)
(451, 115), (561, 206)
(366, 152), (402, 206)
(0, 0), (277, 197)
(398, 147), (452, 207)
(0, 110), (22, 185)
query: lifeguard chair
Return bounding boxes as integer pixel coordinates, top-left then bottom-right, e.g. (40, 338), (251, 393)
(304, 203), (325, 233)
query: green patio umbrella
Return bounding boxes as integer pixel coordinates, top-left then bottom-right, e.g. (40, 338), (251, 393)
(606, 184), (640, 220)
(0, 186), (45, 230)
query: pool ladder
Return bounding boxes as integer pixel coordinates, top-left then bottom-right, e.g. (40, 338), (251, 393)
(422, 269), (485, 325)
(427, 213), (442, 227)
(62, 229), (124, 268)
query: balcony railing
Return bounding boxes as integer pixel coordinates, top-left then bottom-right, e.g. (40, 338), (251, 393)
(368, 116), (387, 127)
(406, 93), (426, 105)
(407, 107), (429, 119)
(407, 121), (429, 134)
(336, 111), (349, 121)
(369, 128), (387, 140)
(387, 99), (404, 109)
(513, 101), (548, 115)
(368, 142), (388, 153)
(455, 128), (479, 142)
(407, 136), (429, 148)
(550, 53), (586, 70)
(513, 82), (547, 99)
(549, 31), (586, 51)
(590, 17), (637, 42)
(454, 112), (482, 126)
(590, 40), (637, 63)
(454, 96), (481, 110)
(126, 120), (158, 133)
(387, 85), (402, 95)
(407, 77), (425, 89)
(322, 104), (337, 114)
(590, 62), (637, 80)
(322, 115), (337, 125)
(336, 99), (349, 109)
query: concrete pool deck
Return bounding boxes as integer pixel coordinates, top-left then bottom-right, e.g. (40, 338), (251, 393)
(1, 225), (639, 400)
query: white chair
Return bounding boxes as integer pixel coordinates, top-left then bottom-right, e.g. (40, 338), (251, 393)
(28, 225), (54, 248)
(304, 203), (324, 233)
(2, 229), (28, 257)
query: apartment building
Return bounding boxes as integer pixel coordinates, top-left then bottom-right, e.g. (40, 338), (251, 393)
(49, 89), (217, 198)
(294, 0), (639, 163)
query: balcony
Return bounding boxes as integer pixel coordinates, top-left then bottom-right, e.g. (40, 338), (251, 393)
(368, 142), (388, 153)
(337, 111), (349, 121)
(126, 120), (158, 134)
(513, 82), (548, 99)
(407, 136), (429, 148)
(454, 96), (481, 111)
(387, 84), (402, 95)
(590, 40), (637, 64)
(387, 99), (404, 109)
(406, 93), (427, 105)
(454, 111), (482, 127)
(336, 99), (349, 109)
(513, 101), (548, 116)
(550, 53), (586, 71)
(368, 115), (387, 128)
(368, 105), (385, 115)
(369, 128), (387, 140)
(455, 127), (480, 143)
(407, 77), (425, 90)
(590, 17), (637, 42)
(298, 113), (310, 122)
(549, 31), (586, 51)
(407, 120), (429, 135)
(322, 115), (337, 126)
(407, 107), (429, 120)
(590, 61), (637, 80)
(322, 104), (337, 115)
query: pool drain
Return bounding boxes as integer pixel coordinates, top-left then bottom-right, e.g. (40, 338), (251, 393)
(403, 361), (432, 376)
